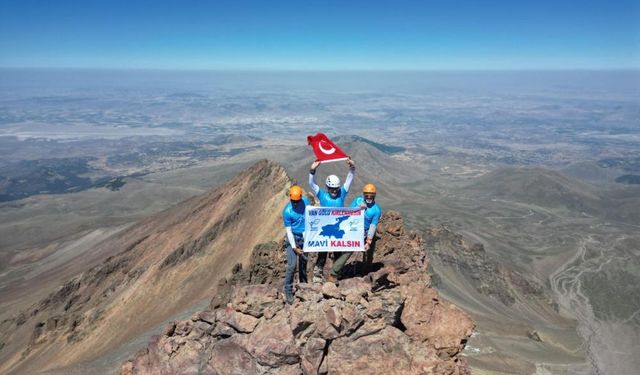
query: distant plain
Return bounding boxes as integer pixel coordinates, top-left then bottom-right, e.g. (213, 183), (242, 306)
(1, 70), (638, 374)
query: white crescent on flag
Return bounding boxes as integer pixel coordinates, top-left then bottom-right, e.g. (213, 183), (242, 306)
(318, 140), (336, 154)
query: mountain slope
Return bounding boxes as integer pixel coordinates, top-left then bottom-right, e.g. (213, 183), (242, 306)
(0, 160), (290, 375)
(470, 167), (600, 212)
(467, 166), (640, 223)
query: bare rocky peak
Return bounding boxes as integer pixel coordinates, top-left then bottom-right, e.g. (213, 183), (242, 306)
(122, 212), (475, 375)
(0, 159), (291, 375)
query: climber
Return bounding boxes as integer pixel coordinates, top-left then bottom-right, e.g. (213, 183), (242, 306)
(325, 183), (381, 282)
(350, 183), (382, 275)
(282, 185), (310, 304)
(308, 157), (356, 282)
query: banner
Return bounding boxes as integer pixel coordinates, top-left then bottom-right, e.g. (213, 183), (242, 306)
(307, 133), (349, 163)
(303, 207), (364, 252)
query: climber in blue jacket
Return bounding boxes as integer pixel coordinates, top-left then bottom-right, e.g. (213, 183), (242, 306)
(350, 183), (382, 275)
(308, 157), (355, 282)
(282, 185), (310, 304)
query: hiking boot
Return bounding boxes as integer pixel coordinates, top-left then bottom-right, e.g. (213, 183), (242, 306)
(285, 292), (294, 305)
(325, 273), (337, 284)
(313, 266), (323, 283)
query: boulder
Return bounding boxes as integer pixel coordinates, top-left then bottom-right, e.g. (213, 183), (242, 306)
(401, 282), (474, 357)
(338, 277), (371, 301)
(241, 311), (299, 367)
(327, 326), (412, 374)
(209, 338), (259, 375)
(300, 337), (326, 375)
(321, 282), (342, 300)
(230, 284), (282, 318)
(216, 309), (260, 334)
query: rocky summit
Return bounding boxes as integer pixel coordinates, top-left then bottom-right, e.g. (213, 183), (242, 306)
(122, 211), (475, 375)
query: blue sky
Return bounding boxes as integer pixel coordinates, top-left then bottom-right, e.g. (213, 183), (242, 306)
(0, 0), (638, 70)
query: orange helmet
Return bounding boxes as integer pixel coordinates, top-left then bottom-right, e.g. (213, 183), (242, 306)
(289, 185), (303, 200)
(363, 183), (377, 194)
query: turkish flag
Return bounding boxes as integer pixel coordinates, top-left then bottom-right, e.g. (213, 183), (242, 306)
(307, 133), (349, 163)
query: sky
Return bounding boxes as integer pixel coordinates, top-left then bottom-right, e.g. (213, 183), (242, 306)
(0, 0), (638, 70)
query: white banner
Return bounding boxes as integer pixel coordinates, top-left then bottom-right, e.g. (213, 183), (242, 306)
(303, 207), (365, 252)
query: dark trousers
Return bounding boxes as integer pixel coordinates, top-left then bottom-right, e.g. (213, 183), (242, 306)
(362, 236), (377, 274)
(284, 233), (307, 294)
(331, 251), (352, 276)
(316, 252), (328, 270)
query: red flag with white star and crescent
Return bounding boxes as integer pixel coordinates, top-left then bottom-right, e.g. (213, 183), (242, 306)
(307, 133), (349, 163)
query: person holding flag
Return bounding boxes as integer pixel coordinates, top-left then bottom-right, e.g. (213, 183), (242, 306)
(308, 157), (356, 283)
(282, 185), (310, 304)
(350, 183), (382, 275)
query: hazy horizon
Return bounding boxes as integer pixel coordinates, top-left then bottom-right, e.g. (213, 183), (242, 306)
(2, 68), (639, 95)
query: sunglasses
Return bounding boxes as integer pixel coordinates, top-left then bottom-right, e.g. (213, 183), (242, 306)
(364, 194), (376, 199)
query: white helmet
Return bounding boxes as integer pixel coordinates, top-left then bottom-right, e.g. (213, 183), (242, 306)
(325, 175), (341, 188)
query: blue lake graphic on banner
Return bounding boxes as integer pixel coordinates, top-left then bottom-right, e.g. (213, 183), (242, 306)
(320, 216), (349, 239)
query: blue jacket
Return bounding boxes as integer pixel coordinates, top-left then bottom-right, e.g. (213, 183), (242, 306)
(350, 196), (382, 231)
(308, 167), (355, 207)
(282, 196), (310, 234)
(316, 187), (348, 207)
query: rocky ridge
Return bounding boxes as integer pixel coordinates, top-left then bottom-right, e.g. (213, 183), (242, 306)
(0, 160), (290, 375)
(425, 226), (548, 307)
(122, 212), (475, 375)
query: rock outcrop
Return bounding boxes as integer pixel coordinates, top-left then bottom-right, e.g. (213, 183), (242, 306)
(425, 226), (547, 306)
(122, 212), (475, 375)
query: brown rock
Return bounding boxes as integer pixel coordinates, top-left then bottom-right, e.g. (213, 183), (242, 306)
(292, 298), (343, 342)
(339, 303), (366, 335)
(378, 211), (405, 237)
(350, 318), (386, 340)
(338, 277), (371, 301)
(321, 282), (341, 299)
(209, 338), (259, 375)
(196, 310), (216, 324)
(424, 303), (475, 357)
(322, 302), (342, 330)
(401, 282), (474, 357)
(401, 282), (438, 339)
(174, 320), (194, 336)
(366, 288), (405, 326)
(211, 322), (236, 338)
(121, 360), (133, 375)
(241, 311), (299, 367)
(314, 308), (341, 340)
(216, 309), (260, 334)
(300, 337), (326, 375)
(368, 265), (398, 291)
(328, 326), (412, 374)
(289, 301), (320, 343)
(295, 283), (323, 303)
(189, 321), (213, 341)
(164, 337), (207, 373)
(230, 284), (281, 318)
(162, 321), (176, 337)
